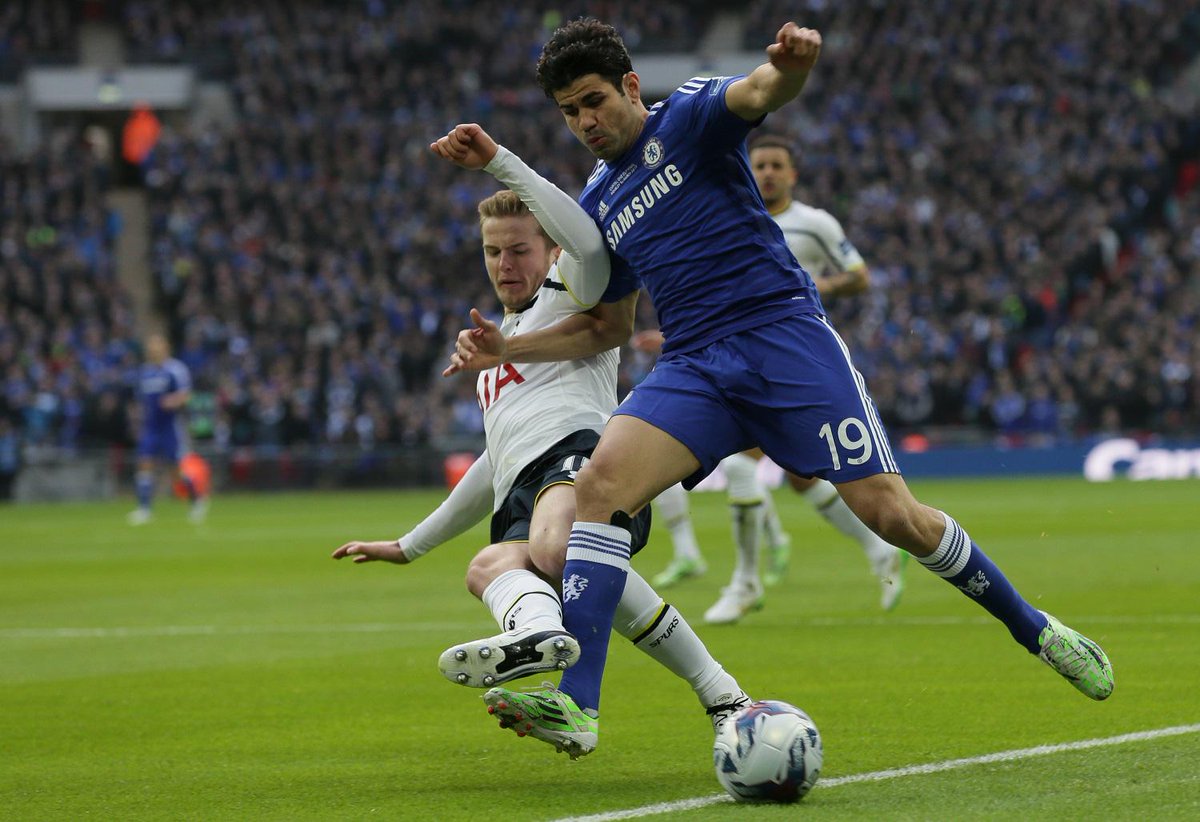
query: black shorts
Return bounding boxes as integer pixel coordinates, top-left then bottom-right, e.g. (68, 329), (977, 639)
(490, 429), (652, 554)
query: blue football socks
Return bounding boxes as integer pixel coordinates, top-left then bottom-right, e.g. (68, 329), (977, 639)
(918, 513), (1047, 653)
(557, 520), (631, 713)
(135, 470), (154, 509)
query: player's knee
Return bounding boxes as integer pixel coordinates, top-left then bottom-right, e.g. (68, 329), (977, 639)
(464, 555), (491, 598)
(573, 458), (602, 493)
(465, 545), (510, 597)
(528, 535), (566, 579)
(865, 500), (934, 554)
(574, 457), (630, 516)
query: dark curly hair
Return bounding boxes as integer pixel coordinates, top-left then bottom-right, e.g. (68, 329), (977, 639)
(536, 18), (633, 98)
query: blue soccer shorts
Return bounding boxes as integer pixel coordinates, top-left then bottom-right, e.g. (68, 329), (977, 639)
(137, 424), (184, 462)
(616, 312), (900, 489)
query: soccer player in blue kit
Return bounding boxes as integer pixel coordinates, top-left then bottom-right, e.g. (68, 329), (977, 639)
(127, 333), (207, 525)
(438, 18), (1113, 757)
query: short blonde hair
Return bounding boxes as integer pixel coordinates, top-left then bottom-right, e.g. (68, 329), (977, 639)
(477, 190), (553, 245)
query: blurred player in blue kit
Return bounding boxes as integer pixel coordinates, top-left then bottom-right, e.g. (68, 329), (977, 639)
(127, 333), (207, 525)
(439, 17), (1114, 757)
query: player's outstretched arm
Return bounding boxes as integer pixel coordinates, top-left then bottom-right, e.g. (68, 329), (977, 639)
(443, 292), (639, 375)
(431, 124), (610, 307)
(331, 452), (495, 563)
(332, 540), (411, 564)
(726, 23), (821, 121)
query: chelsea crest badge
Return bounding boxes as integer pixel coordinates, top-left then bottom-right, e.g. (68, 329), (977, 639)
(642, 137), (665, 169)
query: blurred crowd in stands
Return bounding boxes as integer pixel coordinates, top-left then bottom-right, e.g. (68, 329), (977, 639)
(0, 1), (78, 81)
(1, 129), (139, 465)
(741, 0), (1200, 443)
(3, 0), (1200, 471)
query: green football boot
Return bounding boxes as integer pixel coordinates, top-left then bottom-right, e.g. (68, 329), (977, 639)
(652, 556), (706, 589)
(483, 683), (598, 759)
(762, 534), (791, 587)
(1036, 612), (1114, 700)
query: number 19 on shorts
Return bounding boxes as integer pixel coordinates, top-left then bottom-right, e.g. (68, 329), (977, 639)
(818, 417), (873, 471)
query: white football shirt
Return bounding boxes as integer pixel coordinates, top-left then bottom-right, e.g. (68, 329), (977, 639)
(476, 262), (618, 510)
(771, 201), (865, 277)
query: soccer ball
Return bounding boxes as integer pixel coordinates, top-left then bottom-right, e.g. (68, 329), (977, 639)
(712, 699), (822, 803)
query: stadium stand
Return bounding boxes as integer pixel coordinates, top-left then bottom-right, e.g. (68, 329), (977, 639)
(0, 129), (139, 473)
(2, 1), (1199, 481)
(0, 1), (78, 82)
(743, 0), (1200, 439)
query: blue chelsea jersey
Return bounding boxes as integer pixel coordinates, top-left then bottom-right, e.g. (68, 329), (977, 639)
(139, 357), (191, 431)
(582, 75), (823, 354)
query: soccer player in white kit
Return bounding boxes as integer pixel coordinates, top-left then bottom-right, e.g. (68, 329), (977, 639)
(646, 135), (907, 623)
(334, 128), (749, 758)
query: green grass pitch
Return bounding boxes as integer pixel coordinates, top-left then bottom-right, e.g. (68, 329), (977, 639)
(2, 477), (1199, 820)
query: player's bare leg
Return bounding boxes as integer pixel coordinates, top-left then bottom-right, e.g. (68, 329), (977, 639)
(465, 541), (544, 599)
(443, 540), (580, 687)
(835, 472), (1113, 699)
(786, 472), (906, 608)
(573, 415), (699, 522)
(525, 483), (578, 579)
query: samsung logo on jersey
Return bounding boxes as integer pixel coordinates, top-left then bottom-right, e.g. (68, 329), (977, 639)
(604, 164), (684, 251)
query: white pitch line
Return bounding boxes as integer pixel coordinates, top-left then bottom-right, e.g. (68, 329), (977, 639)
(3, 613), (1197, 641)
(547, 723), (1200, 822)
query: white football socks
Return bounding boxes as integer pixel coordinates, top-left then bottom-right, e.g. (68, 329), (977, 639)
(616, 569), (741, 708)
(722, 453), (765, 587)
(730, 503), (764, 586)
(654, 482), (703, 561)
(481, 569), (563, 632)
(760, 490), (788, 549)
